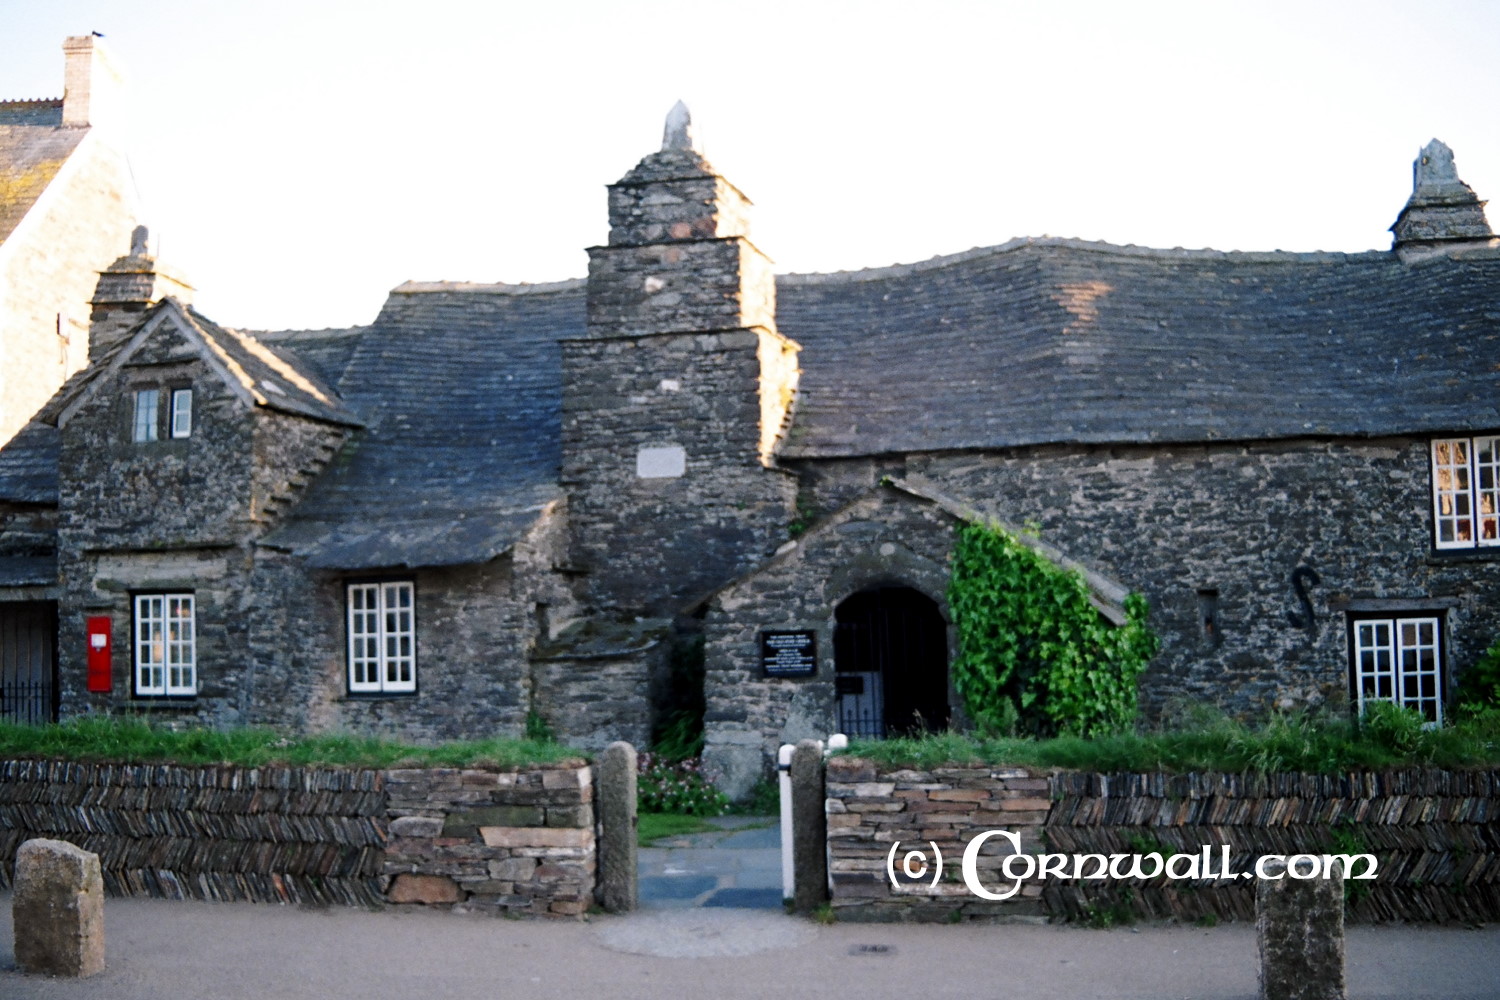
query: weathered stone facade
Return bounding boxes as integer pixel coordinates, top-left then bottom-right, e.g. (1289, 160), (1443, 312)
(0, 73), (1497, 783)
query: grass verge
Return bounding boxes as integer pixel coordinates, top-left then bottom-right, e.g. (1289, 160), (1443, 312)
(636, 811), (723, 846)
(0, 717), (584, 769)
(839, 704), (1500, 773)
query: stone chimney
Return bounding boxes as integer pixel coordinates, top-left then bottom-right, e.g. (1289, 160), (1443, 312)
(61, 35), (124, 129)
(562, 103), (799, 613)
(1390, 139), (1496, 260)
(89, 226), (194, 361)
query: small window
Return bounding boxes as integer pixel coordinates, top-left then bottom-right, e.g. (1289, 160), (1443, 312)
(132, 389), (160, 442)
(134, 593), (196, 696)
(347, 581), (416, 694)
(1432, 437), (1500, 549)
(170, 388), (193, 438)
(1349, 614), (1443, 724)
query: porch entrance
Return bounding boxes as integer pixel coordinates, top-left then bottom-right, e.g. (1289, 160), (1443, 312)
(0, 601), (58, 724)
(833, 587), (949, 738)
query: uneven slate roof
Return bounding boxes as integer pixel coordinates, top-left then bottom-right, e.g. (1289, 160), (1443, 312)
(0, 301), (359, 504)
(262, 280), (584, 570)
(171, 305), (360, 427)
(0, 555), (56, 587)
(0, 423), (59, 504)
(0, 100), (83, 244)
(776, 239), (1500, 458)
(250, 326), (370, 390)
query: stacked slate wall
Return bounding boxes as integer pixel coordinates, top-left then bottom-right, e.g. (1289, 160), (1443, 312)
(0, 758), (597, 917)
(0, 759), (385, 905)
(826, 757), (1500, 924)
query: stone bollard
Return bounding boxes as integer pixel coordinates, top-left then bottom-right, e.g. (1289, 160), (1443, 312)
(790, 739), (828, 913)
(1256, 856), (1345, 1000)
(597, 741), (638, 913)
(13, 838), (106, 977)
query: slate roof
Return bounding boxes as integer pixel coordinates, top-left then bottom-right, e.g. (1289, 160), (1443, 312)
(0, 423), (59, 505)
(262, 279), (584, 570)
(170, 304), (359, 427)
(0, 300), (359, 505)
(776, 239), (1500, 458)
(0, 100), (85, 245)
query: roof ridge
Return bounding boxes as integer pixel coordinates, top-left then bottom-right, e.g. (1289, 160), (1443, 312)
(777, 237), (1393, 286)
(0, 97), (63, 106)
(392, 278), (586, 296)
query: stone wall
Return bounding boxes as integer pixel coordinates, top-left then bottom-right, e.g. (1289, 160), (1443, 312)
(384, 762), (595, 916)
(704, 484), (961, 798)
(0, 757), (597, 917)
(0, 758), (385, 905)
(779, 436), (1500, 724)
(825, 756), (1500, 924)
(245, 556), (535, 744)
(561, 328), (796, 614)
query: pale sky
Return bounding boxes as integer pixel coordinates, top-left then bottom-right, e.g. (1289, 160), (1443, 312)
(5, 0), (1499, 331)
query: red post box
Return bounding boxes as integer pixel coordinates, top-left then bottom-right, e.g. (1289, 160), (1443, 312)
(86, 616), (112, 693)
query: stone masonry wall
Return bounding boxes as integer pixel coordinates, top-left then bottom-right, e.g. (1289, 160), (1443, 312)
(703, 485), (960, 798)
(826, 756), (1500, 924)
(792, 436), (1500, 719)
(0, 758), (596, 917)
(0, 758), (385, 905)
(246, 556), (534, 744)
(561, 328), (796, 613)
(384, 762), (595, 916)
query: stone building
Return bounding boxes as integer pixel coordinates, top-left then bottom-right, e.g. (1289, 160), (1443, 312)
(1, 93), (1497, 796)
(0, 36), (141, 724)
(0, 36), (141, 449)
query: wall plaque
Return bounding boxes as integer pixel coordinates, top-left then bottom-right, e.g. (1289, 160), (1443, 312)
(761, 630), (817, 677)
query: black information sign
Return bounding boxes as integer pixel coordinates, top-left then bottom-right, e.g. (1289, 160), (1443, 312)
(761, 630), (817, 678)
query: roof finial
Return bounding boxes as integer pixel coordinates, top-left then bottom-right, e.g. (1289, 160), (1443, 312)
(1413, 138), (1461, 193)
(662, 100), (697, 152)
(129, 224), (149, 257)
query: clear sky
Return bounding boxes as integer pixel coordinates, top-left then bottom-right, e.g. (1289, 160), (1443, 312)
(4, 0), (1499, 331)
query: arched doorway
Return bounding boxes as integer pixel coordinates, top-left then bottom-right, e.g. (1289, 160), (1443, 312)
(833, 587), (949, 738)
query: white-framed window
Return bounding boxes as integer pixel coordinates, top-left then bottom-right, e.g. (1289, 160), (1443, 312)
(1432, 436), (1499, 550)
(347, 581), (416, 694)
(1350, 615), (1443, 724)
(132, 389), (160, 442)
(134, 593), (196, 696)
(170, 388), (193, 438)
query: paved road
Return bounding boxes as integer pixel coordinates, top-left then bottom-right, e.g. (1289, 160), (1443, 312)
(4, 891), (1499, 1000)
(639, 815), (784, 909)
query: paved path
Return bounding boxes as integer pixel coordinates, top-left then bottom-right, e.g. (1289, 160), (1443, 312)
(638, 814), (783, 909)
(3, 892), (1499, 1000)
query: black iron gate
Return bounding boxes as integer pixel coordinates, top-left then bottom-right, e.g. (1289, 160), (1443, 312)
(1, 601), (58, 724)
(834, 587), (949, 738)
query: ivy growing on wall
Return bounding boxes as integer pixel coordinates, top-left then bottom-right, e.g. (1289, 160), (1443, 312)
(947, 521), (1159, 737)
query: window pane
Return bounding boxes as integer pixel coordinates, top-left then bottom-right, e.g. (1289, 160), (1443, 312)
(133, 390), (159, 442)
(170, 389), (193, 438)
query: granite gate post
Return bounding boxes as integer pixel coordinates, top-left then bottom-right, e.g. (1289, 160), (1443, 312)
(790, 739), (829, 912)
(1255, 856), (1345, 1000)
(597, 741), (638, 912)
(13, 838), (106, 977)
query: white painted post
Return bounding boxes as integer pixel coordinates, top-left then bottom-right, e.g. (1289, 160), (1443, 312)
(778, 743), (795, 899)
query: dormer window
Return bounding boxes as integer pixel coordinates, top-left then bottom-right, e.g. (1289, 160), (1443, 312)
(130, 386), (194, 442)
(170, 388), (193, 438)
(132, 389), (160, 442)
(1432, 437), (1499, 549)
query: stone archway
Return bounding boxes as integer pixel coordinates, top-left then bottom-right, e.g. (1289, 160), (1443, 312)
(833, 587), (949, 738)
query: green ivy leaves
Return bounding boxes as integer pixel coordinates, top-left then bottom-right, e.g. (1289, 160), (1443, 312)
(947, 521), (1158, 737)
